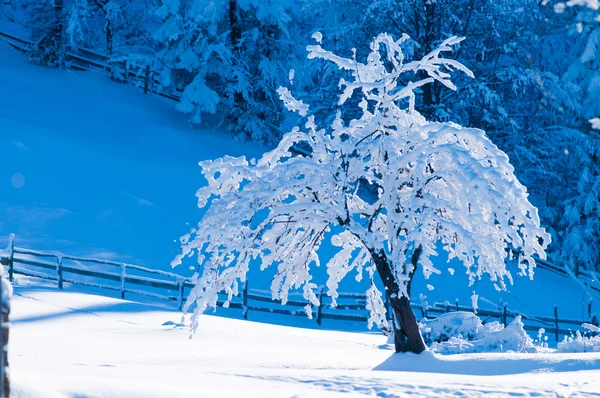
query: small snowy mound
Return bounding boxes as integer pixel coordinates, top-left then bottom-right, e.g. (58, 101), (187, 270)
(418, 312), (533, 354)
(420, 312), (486, 343)
(557, 324), (600, 353)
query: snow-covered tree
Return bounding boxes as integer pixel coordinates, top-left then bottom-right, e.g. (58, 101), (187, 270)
(67, 0), (89, 47)
(23, 0), (67, 65)
(541, 0), (600, 274)
(174, 33), (550, 353)
(9, 0), (158, 67)
(300, 2), (584, 263)
(559, 0), (600, 125)
(153, 0), (301, 142)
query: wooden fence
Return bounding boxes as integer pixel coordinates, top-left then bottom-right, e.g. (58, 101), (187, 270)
(1, 234), (598, 341)
(0, 30), (182, 102)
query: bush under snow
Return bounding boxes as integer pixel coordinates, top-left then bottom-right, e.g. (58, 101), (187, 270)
(557, 324), (600, 353)
(416, 312), (534, 354)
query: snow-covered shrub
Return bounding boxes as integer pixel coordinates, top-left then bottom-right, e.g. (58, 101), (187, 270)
(419, 312), (485, 344)
(557, 324), (600, 353)
(533, 328), (549, 349)
(420, 314), (533, 354)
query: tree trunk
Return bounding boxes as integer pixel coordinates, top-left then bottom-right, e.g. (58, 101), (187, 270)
(105, 16), (113, 57)
(390, 295), (424, 353)
(2, 311), (8, 398)
(229, 0), (241, 49)
(370, 246), (426, 354)
(43, 0), (64, 65)
(421, 0), (436, 117)
(229, 0), (244, 114)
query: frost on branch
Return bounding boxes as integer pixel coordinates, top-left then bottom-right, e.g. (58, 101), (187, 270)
(276, 87), (309, 116)
(174, 32), (549, 333)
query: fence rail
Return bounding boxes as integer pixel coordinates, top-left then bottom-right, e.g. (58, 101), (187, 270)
(1, 234), (598, 341)
(0, 30), (182, 102)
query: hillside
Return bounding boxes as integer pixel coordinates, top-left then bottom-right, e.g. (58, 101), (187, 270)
(0, 41), (261, 270)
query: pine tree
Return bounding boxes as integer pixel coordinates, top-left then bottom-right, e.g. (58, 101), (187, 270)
(153, 0), (301, 143)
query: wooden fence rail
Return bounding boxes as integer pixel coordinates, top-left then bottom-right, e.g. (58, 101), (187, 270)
(1, 234), (598, 341)
(0, 30), (182, 102)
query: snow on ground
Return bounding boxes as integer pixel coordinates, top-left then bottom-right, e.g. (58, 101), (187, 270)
(8, 285), (600, 397)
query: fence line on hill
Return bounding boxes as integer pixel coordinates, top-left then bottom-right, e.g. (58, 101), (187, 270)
(1, 234), (598, 341)
(0, 30), (182, 103)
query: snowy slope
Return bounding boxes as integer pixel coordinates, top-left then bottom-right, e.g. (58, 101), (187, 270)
(9, 285), (600, 398)
(0, 41), (262, 270)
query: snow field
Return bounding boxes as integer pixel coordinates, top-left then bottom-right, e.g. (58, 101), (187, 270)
(8, 285), (600, 397)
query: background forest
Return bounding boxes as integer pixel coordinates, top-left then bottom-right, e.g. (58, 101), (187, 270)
(1, 0), (599, 275)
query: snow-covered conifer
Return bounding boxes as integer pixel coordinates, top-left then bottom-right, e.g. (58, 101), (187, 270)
(153, 0), (301, 142)
(67, 0), (89, 47)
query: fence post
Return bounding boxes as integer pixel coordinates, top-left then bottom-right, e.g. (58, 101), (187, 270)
(554, 306), (559, 342)
(7, 235), (14, 283)
(57, 256), (63, 289)
(502, 305), (507, 326)
(120, 263), (126, 300)
(242, 280), (248, 320)
(0, 273), (9, 398)
(588, 298), (593, 321)
(177, 280), (185, 311)
(445, 303), (450, 313)
(143, 65), (150, 94)
(124, 60), (129, 82)
(455, 298), (459, 312)
(0, 258), (4, 398)
(316, 287), (324, 326)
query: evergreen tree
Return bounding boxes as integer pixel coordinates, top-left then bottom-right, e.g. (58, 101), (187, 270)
(154, 0), (302, 142)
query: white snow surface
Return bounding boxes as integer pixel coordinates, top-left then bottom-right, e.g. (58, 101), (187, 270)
(558, 330), (600, 353)
(9, 285), (600, 397)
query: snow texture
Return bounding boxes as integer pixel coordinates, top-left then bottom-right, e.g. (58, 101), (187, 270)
(9, 285), (600, 397)
(422, 313), (534, 354)
(1, 277), (12, 313)
(558, 329), (600, 352)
